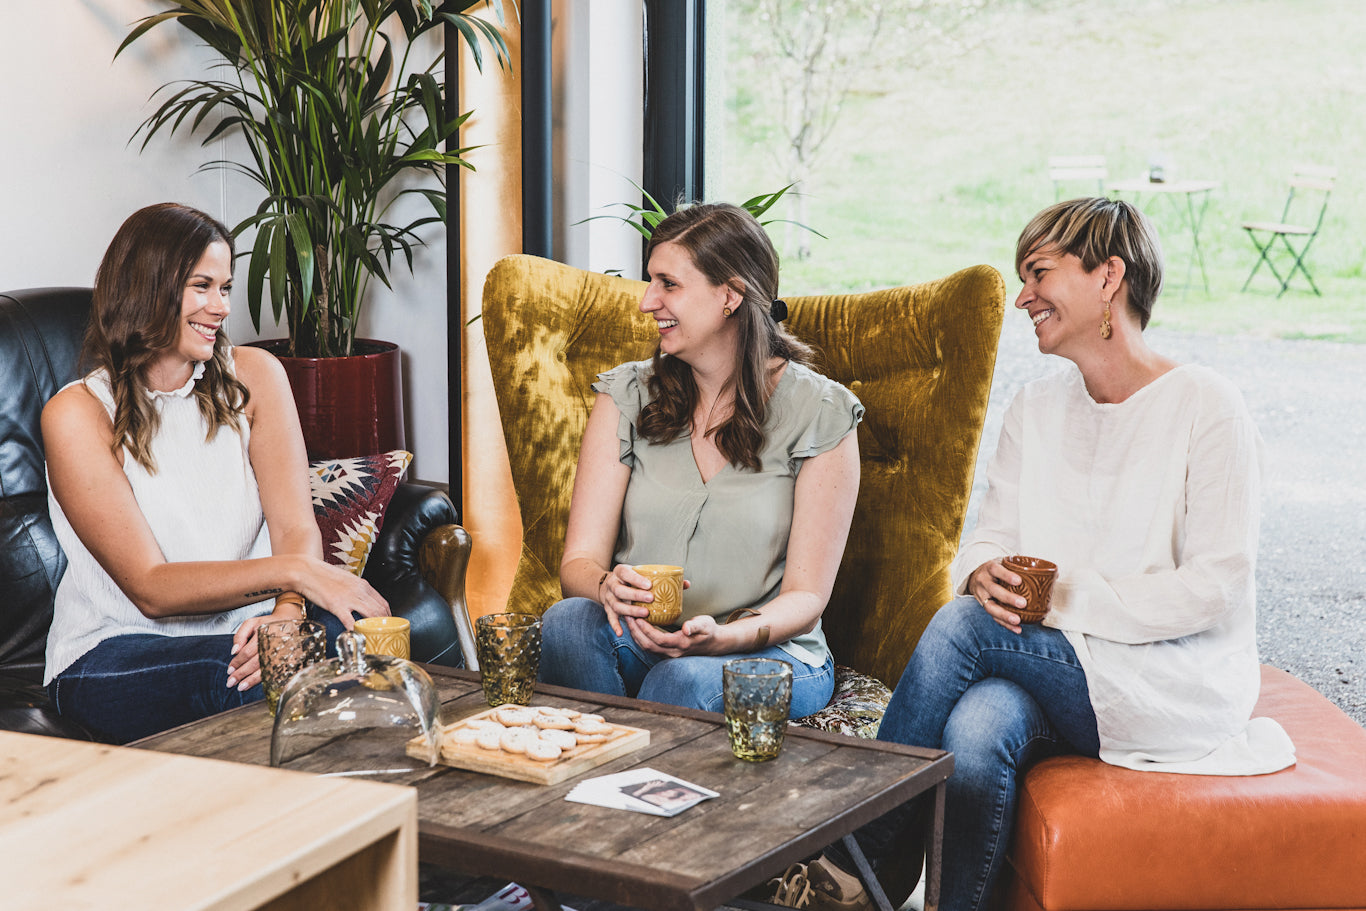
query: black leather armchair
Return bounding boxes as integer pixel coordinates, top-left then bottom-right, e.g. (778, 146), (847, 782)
(0, 287), (473, 739)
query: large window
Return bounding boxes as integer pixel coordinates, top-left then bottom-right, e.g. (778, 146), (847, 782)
(704, 0), (1366, 339)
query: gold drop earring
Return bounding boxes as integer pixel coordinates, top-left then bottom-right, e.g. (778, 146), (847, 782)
(1100, 300), (1113, 340)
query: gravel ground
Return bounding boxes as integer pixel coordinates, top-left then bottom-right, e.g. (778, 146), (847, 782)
(968, 307), (1366, 727)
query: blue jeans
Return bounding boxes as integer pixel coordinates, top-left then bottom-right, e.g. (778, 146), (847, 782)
(48, 607), (347, 744)
(876, 597), (1100, 911)
(538, 597), (835, 717)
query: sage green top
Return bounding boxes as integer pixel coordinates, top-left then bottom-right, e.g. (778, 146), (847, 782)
(594, 359), (864, 667)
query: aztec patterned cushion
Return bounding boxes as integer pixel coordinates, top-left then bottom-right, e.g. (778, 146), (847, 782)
(792, 664), (892, 739)
(309, 450), (412, 576)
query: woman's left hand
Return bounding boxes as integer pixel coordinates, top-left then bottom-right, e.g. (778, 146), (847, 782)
(226, 614), (274, 691)
(625, 613), (725, 657)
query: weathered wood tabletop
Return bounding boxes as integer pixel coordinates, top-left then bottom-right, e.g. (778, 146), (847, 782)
(134, 666), (951, 911)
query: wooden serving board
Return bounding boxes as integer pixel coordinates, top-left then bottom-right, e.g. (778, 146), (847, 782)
(408, 704), (650, 785)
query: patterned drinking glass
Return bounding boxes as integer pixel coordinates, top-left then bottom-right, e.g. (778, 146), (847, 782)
(475, 612), (542, 706)
(257, 618), (327, 717)
(723, 657), (793, 762)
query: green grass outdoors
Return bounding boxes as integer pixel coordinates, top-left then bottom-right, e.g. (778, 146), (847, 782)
(711, 0), (1366, 342)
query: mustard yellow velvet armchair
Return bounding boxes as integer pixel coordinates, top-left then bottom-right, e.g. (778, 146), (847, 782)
(482, 254), (1005, 734)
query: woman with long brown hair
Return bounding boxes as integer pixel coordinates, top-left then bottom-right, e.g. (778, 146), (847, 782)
(538, 203), (862, 716)
(42, 202), (389, 743)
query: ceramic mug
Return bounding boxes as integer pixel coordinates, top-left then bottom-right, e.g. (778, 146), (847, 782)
(354, 616), (411, 659)
(632, 564), (684, 626)
(1001, 555), (1058, 623)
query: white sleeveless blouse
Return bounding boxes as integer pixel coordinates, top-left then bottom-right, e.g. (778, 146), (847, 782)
(44, 352), (273, 684)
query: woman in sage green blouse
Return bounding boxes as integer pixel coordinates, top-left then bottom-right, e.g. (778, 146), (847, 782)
(538, 203), (863, 716)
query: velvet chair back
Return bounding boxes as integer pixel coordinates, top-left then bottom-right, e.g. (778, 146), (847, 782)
(482, 255), (1004, 688)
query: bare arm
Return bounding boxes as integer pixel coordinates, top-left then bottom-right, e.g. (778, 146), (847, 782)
(558, 392), (639, 635)
(234, 346), (388, 627)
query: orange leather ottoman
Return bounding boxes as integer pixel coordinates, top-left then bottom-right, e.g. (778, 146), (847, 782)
(996, 665), (1366, 911)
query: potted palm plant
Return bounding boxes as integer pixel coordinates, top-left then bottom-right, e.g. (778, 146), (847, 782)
(118, 0), (509, 457)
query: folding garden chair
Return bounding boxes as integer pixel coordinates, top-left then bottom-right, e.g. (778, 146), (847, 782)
(1241, 164), (1336, 297)
(1048, 155), (1107, 200)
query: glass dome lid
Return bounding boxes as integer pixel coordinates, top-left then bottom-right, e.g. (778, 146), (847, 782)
(270, 630), (441, 777)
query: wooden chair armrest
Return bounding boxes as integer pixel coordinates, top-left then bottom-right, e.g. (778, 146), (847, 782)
(419, 524), (477, 670)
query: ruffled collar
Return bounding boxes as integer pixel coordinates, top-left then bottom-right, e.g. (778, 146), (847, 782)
(146, 361), (206, 400)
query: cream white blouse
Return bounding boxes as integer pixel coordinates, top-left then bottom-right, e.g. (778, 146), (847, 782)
(45, 353), (273, 683)
(952, 364), (1295, 775)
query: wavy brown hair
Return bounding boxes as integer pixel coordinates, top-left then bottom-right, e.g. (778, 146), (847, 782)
(638, 203), (812, 472)
(85, 203), (250, 473)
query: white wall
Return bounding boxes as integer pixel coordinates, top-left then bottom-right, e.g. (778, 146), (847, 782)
(1, 1), (642, 485)
(2, 1), (233, 292)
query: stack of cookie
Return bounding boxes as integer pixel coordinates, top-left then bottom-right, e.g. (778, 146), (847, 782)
(441, 705), (619, 764)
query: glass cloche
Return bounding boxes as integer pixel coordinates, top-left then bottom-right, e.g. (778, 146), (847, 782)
(270, 630), (441, 776)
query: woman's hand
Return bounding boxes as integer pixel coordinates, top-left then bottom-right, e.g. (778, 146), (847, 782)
(625, 613), (724, 657)
(226, 613), (275, 690)
(598, 565), (690, 637)
(967, 559), (1029, 634)
(297, 559), (390, 630)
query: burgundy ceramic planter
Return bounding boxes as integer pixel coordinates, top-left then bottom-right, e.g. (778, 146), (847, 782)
(251, 339), (405, 460)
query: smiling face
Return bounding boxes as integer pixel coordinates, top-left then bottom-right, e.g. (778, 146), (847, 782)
(640, 240), (738, 369)
(149, 239), (232, 385)
(1015, 244), (1111, 358)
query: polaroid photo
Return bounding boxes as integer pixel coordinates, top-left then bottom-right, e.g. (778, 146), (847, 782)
(565, 767), (718, 817)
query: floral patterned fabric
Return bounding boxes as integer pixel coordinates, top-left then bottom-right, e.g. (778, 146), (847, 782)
(793, 664), (892, 739)
(309, 450), (412, 576)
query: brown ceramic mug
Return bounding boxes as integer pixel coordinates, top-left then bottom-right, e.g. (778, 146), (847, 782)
(633, 564), (684, 626)
(1001, 555), (1058, 623)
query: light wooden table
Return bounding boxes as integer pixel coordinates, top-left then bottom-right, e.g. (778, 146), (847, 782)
(0, 730), (417, 911)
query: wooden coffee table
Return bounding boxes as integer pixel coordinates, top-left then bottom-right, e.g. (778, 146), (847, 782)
(133, 666), (951, 911)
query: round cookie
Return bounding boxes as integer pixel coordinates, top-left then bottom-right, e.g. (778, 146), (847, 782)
(500, 728), (534, 754)
(535, 706), (579, 718)
(533, 713), (575, 731)
(526, 740), (562, 762)
(573, 722), (611, 744)
(496, 707), (535, 727)
(574, 718), (612, 736)
(537, 728), (578, 751)
(475, 728), (503, 751)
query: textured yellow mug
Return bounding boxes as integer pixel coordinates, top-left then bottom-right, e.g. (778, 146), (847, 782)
(354, 616), (411, 659)
(633, 564), (684, 626)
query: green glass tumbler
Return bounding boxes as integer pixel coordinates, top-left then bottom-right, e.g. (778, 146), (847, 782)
(723, 657), (793, 761)
(475, 612), (542, 706)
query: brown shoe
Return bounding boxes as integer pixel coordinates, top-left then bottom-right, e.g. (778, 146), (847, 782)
(807, 856), (874, 911)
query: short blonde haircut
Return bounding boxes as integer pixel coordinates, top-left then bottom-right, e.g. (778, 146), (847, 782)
(1015, 197), (1164, 329)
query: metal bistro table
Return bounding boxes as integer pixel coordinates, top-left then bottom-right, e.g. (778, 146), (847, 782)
(1107, 178), (1220, 294)
(133, 666), (953, 911)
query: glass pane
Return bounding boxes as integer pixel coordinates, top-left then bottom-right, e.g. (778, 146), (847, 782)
(704, 0), (1365, 314)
